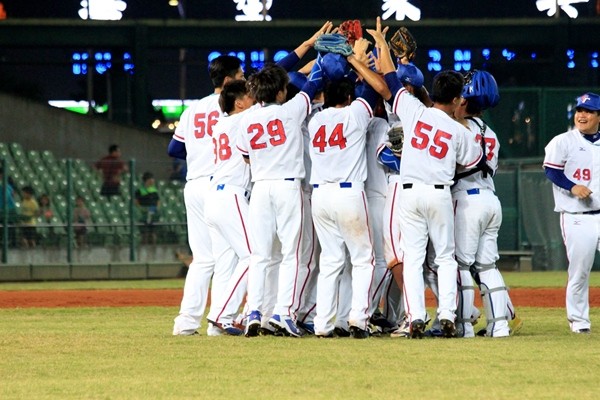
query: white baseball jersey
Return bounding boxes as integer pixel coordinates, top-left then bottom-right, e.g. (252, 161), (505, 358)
(210, 110), (252, 191)
(544, 128), (600, 332)
(237, 92), (310, 181)
(309, 97), (376, 334)
(365, 117), (390, 197)
(392, 88), (482, 185)
(173, 94), (221, 180)
(544, 129), (600, 213)
(308, 98), (372, 184)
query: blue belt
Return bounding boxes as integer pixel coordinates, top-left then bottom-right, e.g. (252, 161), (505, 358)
(284, 178), (296, 181)
(466, 188), (480, 195)
(313, 182), (352, 188)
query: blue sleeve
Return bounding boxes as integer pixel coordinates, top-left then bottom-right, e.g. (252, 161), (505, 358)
(300, 81), (319, 101)
(544, 166), (576, 191)
(276, 52), (301, 72)
(384, 72), (402, 106)
(356, 82), (378, 110)
(168, 139), (187, 160)
(378, 147), (401, 172)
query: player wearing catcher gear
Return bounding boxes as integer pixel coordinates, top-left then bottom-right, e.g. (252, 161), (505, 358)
(169, 55), (244, 336)
(544, 92), (600, 334)
(366, 18), (483, 339)
(204, 80), (255, 336)
(453, 70), (511, 338)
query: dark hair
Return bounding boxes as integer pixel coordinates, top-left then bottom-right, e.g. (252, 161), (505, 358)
(22, 185), (35, 195)
(108, 144), (119, 154)
(465, 99), (483, 116)
(219, 79), (249, 114)
(142, 172), (154, 182)
(323, 78), (355, 108)
(209, 55), (242, 89)
(285, 83), (301, 102)
(430, 70), (464, 105)
(246, 64), (289, 104)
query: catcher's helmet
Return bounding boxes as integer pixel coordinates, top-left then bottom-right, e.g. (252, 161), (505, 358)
(321, 53), (350, 82)
(462, 70), (500, 110)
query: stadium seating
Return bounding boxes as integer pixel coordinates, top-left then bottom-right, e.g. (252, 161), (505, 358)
(0, 142), (187, 248)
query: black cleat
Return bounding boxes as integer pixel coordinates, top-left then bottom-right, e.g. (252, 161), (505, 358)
(440, 319), (457, 338)
(349, 326), (369, 339)
(410, 319), (426, 339)
(333, 326), (351, 337)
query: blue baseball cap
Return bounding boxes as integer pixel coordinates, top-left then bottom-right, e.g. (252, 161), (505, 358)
(321, 53), (350, 82)
(576, 92), (600, 111)
(396, 63), (424, 89)
(288, 71), (307, 90)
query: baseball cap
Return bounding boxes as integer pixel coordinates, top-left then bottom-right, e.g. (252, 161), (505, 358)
(288, 71), (307, 90)
(575, 92), (600, 111)
(321, 53), (350, 82)
(396, 63), (424, 89)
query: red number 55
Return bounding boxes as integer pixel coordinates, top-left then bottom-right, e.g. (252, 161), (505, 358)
(411, 121), (452, 159)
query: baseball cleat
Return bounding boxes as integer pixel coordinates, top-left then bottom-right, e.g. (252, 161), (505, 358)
(509, 316), (524, 336)
(440, 319), (457, 338)
(349, 325), (369, 339)
(409, 319), (426, 339)
(390, 317), (410, 338)
(172, 329), (199, 336)
(333, 326), (351, 337)
(315, 331), (334, 338)
(244, 310), (262, 337)
(269, 314), (303, 337)
(207, 320), (243, 336)
(574, 328), (591, 334)
(297, 321), (315, 335)
(424, 328), (444, 338)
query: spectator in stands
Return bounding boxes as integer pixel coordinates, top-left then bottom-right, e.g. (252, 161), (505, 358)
(95, 144), (127, 199)
(73, 195), (91, 248)
(0, 167), (17, 247)
(38, 193), (53, 223)
(135, 171), (160, 245)
(19, 186), (39, 248)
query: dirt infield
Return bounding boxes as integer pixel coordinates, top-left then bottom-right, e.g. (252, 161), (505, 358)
(1, 287), (600, 308)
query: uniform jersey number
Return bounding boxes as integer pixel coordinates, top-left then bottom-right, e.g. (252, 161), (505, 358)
(194, 111), (219, 139)
(476, 134), (497, 161)
(248, 119), (287, 150)
(411, 121), (451, 159)
(573, 168), (591, 181)
(312, 123), (347, 153)
(213, 133), (232, 162)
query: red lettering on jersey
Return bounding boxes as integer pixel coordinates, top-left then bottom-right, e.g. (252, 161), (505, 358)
(248, 119), (287, 150)
(312, 123), (347, 153)
(412, 121), (452, 159)
(194, 111), (219, 139)
(213, 133), (232, 162)
(573, 168), (591, 181)
(476, 134), (497, 161)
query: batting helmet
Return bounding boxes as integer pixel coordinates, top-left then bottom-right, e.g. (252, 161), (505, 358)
(462, 70), (500, 110)
(396, 63), (424, 89)
(321, 53), (350, 82)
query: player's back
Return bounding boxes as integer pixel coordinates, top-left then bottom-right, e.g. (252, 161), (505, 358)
(173, 94), (221, 180)
(211, 110), (251, 190)
(238, 92), (309, 181)
(453, 117), (499, 192)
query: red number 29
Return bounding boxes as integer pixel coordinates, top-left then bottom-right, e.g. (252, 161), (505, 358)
(248, 119), (287, 150)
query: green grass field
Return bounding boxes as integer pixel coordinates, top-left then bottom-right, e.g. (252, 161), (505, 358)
(1, 272), (599, 399)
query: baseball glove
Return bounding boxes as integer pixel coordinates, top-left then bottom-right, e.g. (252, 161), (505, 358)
(387, 124), (404, 156)
(314, 33), (353, 57)
(337, 19), (362, 46)
(389, 27), (417, 61)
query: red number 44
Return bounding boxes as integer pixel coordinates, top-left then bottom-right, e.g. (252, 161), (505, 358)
(312, 123), (347, 153)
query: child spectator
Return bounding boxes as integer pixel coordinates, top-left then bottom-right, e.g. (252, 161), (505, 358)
(19, 186), (39, 248)
(38, 194), (53, 223)
(73, 195), (91, 248)
(135, 172), (160, 245)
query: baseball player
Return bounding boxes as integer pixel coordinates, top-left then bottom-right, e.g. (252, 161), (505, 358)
(169, 55), (244, 336)
(204, 80), (255, 335)
(366, 19), (483, 338)
(308, 75), (377, 339)
(452, 70), (510, 338)
(543, 91), (600, 334)
(237, 60), (325, 338)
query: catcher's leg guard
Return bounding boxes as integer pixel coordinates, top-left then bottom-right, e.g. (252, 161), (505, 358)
(473, 262), (510, 337)
(456, 262), (476, 338)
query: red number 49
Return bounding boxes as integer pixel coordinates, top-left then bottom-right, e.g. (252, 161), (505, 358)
(573, 168), (591, 181)
(312, 123), (347, 152)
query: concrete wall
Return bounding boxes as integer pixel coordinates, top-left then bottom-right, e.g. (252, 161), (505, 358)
(0, 92), (173, 180)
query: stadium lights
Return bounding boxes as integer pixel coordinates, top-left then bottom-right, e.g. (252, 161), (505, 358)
(168, 0), (179, 6)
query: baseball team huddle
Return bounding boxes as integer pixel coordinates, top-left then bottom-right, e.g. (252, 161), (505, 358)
(167, 16), (599, 339)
